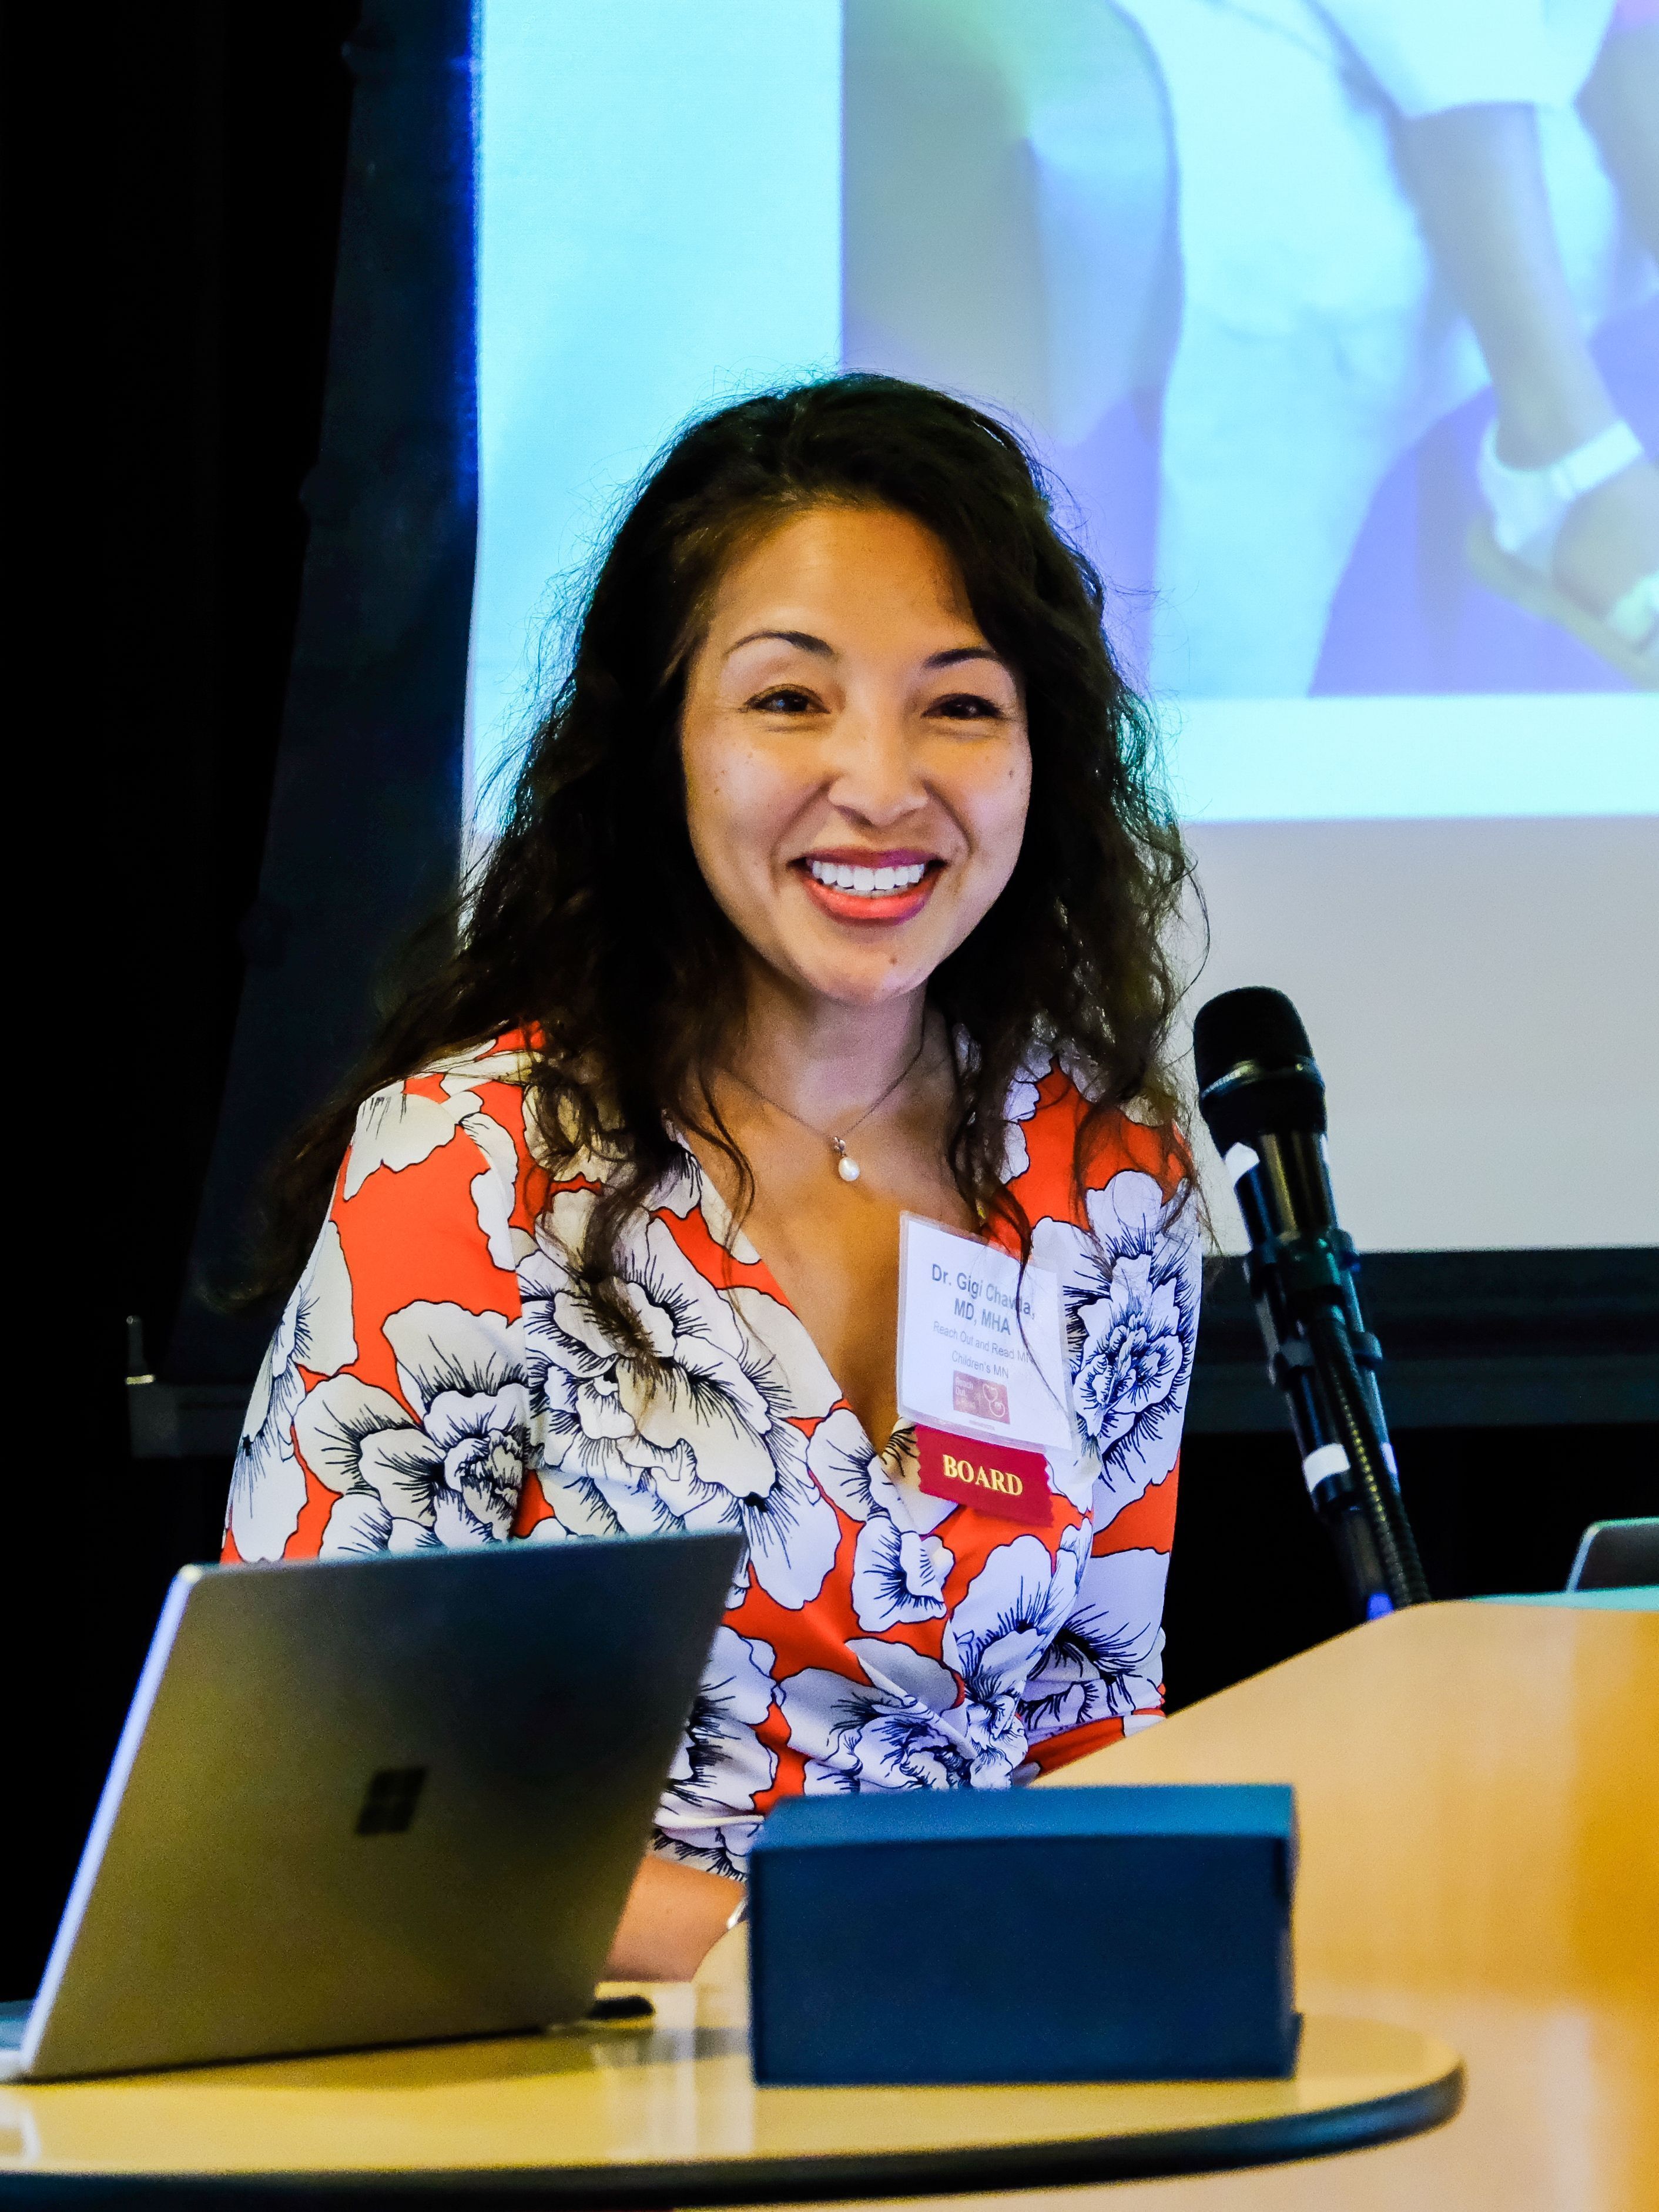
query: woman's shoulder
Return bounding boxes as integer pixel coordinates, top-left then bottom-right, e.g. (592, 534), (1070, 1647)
(1004, 1051), (1190, 1232)
(357, 1030), (537, 1123)
(336, 1029), (542, 1208)
(424, 1029), (541, 1102)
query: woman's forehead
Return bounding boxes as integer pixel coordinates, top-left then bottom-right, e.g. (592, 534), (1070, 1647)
(701, 504), (988, 650)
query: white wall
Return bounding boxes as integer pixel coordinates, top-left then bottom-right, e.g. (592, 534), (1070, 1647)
(1178, 815), (1659, 1252)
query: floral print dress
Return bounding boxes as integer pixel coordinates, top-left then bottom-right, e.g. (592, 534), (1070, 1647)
(226, 1034), (1201, 1876)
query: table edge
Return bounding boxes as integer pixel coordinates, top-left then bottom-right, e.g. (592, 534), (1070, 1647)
(0, 2055), (1465, 2204)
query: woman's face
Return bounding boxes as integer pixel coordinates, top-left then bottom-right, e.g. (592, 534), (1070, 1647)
(679, 504), (1032, 1010)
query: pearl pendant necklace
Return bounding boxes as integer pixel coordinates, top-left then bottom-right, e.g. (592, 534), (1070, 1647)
(722, 1031), (929, 1186)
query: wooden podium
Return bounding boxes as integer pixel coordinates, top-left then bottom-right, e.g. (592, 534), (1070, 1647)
(1033, 1596), (1658, 2210)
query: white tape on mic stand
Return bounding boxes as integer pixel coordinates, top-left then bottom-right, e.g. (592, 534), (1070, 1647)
(1223, 1142), (1259, 1187)
(1301, 1442), (1349, 1492)
(1302, 1439), (1399, 1493)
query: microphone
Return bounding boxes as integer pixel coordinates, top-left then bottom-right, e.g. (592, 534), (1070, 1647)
(1193, 987), (1429, 1620)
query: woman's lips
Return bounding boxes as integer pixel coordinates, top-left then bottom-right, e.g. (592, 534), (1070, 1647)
(793, 851), (942, 926)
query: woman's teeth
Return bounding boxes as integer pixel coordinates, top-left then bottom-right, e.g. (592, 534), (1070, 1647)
(805, 859), (929, 896)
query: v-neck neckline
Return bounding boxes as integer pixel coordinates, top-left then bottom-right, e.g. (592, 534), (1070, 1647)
(678, 1146), (900, 1450)
(676, 1138), (1010, 1489)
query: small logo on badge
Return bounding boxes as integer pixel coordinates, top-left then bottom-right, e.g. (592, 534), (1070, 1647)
(953, 1372), (1009, 1425)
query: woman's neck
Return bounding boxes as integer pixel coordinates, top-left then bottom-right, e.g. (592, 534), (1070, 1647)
(720, 962), (934, 1133)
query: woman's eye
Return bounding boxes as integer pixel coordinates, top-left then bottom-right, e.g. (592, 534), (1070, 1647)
(749, 686), (822, 715)
(929, 692), (1006, 721)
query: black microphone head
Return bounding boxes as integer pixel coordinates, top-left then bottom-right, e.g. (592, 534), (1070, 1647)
(1192, 987), (1326, 1154)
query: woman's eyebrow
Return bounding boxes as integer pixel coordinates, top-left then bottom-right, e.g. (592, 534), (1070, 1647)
(723, 632), (1008, 671)
(725, 628), (833, 660)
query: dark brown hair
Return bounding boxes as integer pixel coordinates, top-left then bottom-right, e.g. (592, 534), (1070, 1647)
(251, 374), (1193, 1323)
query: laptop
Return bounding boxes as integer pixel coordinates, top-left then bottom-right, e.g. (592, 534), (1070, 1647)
(2, 1531), (740, 2080)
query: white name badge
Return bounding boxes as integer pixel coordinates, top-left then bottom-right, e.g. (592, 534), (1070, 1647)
(896, 1214), (1078, 1467)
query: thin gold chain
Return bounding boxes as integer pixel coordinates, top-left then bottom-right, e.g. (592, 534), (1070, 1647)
(718, 1028), (930, 1156)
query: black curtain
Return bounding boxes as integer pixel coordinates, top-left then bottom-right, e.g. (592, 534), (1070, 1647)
(172, 0), (477, 1383)
(8, 0), (475, 1996)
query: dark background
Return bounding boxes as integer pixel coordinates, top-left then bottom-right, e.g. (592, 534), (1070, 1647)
(4, 2), (1654, 2003)
(10, 0), (362, 2002)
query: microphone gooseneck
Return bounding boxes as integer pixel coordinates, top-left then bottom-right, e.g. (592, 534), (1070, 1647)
(1194, 987), (1429, 1620)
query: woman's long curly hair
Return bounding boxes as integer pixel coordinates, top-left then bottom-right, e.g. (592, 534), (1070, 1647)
(251, 374), (1194, 1330)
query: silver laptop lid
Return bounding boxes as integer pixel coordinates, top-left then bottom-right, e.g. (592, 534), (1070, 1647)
(21, 1531), (740, 2080)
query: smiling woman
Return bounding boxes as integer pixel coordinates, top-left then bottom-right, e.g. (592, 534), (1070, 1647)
(231, 376), (1201, 1980)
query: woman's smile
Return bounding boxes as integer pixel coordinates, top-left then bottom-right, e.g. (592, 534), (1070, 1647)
(794, 846), (943, 925)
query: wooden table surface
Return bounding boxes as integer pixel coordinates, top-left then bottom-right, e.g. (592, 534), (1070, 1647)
(1000, 1597), (1658, 2212)
(0, 1953), (1456, 2203)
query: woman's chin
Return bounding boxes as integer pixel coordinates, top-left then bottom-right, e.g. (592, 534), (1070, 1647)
(765, 934), (944, 1008)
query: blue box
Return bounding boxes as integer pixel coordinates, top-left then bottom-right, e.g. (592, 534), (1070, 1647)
(748, 1784), (1301, 2085)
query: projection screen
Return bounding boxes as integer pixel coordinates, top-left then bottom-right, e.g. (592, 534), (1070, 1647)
(468, 0), (1659, 1254)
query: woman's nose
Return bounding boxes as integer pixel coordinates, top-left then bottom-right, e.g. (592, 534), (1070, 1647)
(824, 708), (929, 825)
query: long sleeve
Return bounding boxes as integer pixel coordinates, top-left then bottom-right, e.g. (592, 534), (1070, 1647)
(223, 1070), (537, 1564)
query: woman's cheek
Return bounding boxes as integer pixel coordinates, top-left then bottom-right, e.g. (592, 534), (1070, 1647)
(965, 742), (1032, 856)
(688, 723), (762, 836)
(695, 736), (802, 904)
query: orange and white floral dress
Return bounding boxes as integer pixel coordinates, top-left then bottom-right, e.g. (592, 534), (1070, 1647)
(226, 1034), (1200, 1875)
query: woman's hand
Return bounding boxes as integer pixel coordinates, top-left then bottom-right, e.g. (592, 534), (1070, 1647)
(604, 1852), (743, 1982)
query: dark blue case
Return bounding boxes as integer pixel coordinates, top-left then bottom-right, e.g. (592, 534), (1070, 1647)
(748, 1784), (1301, 2085)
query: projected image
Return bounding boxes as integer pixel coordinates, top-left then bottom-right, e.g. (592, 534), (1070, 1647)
(843, 0), (1659, 700)
(470, 2), (1659, 825)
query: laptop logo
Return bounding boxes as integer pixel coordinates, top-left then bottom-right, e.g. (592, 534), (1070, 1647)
(356, 1767), (428, 1836)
